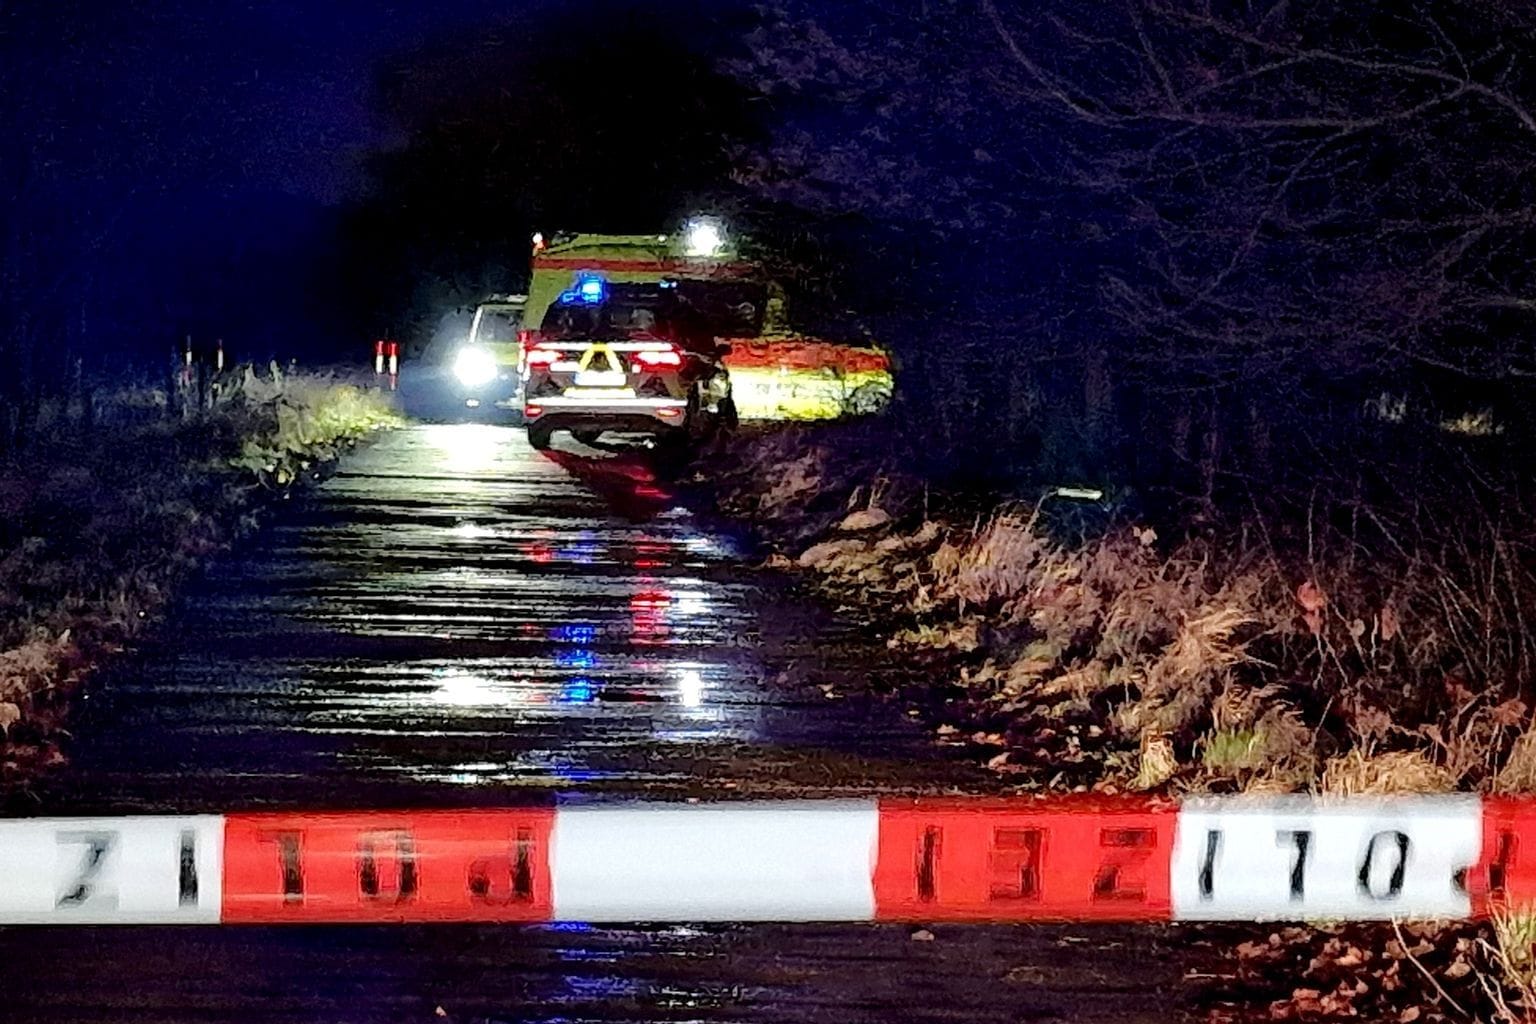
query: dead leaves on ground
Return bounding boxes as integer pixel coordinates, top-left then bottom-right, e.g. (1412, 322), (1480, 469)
(1206, 924), (1495, 1023)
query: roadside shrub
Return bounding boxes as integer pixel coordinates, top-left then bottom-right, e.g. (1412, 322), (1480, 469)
(226, 364), (401, 486)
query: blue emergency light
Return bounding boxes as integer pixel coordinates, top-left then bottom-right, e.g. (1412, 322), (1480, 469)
(559, 273), (607, 305)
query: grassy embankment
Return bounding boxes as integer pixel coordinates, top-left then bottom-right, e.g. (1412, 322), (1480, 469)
(700, 419), (1536, 1022)
(0, 365), (400, 788)
(706, 422), (1536, 797)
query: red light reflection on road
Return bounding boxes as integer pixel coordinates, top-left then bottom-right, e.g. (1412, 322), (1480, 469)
(630, 590), (671, 644)
(538, 450), (673, 521)
(633, 540), (667, 570)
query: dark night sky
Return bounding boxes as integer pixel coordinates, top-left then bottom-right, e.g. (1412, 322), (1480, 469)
(24, 1), (560, 203)
(5, 1), (752, 364)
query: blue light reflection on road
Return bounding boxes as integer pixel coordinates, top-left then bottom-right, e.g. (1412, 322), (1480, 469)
(554, 649), (597, 670)
(549, 621), (602, 704)
(549, 623), (598, 644)
(560, 677), (597, 704)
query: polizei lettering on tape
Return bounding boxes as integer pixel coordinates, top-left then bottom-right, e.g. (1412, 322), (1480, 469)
(0, 817), (223, 924)
(1170, 797), (1481, 921)
(0, 798), (1522, 924)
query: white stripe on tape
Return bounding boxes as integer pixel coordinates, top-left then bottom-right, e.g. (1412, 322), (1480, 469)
(0, 816), (225, 924)
(1170, 796), (1480, 921)
(550, 801), (879, 921)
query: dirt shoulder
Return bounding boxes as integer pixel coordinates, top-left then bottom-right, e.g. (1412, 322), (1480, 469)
(0, 366), (400, 794)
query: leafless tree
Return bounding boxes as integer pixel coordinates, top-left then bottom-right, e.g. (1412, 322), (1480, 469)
(735, 2), (1536, 489)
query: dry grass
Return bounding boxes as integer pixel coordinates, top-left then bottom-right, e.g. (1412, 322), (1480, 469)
(705, 423), (1536, 800)
(0, 366), (399, 776)
(1495, 731), (1536, 793)
(226, 366), (401, 486)
(1480, 905), (1536, 1022)
(879, 501), (1289, 788)
(820, 490), (1300, 789)
(1126, 607), (1258, 737)
(891, 619), (983, 653)
(0, 634), (77, 704)
(1133, 733), (1179, 790)
(940, 511), (1051, 610)
(1320, 750), (1456, 796)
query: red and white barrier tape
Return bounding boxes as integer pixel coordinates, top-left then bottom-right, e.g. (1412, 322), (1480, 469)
(2, 797), (1533, 925)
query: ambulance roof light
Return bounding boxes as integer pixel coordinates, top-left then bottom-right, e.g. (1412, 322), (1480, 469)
(683, 217), (726, 258)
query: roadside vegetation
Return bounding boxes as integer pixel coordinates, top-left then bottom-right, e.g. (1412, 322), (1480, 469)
(0, 365), (399, 790)
(705, 419), (1536, 800)
(700, 413), (1536, 1022)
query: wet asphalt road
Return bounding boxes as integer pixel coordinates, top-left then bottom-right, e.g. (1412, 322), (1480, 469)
(0, 425), (1212, 1022)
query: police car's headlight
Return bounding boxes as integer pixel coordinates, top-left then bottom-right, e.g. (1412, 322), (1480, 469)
(453, 347), (498, 388)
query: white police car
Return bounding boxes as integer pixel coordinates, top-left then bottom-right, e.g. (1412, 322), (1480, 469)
(522, 277), (736, 450)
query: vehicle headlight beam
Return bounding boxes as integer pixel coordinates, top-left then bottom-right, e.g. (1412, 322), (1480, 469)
(453, 347), (499, 388)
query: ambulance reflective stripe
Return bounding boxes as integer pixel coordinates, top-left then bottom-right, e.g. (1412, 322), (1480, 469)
(0, 816), (223, 923)
(721, 340), (893, 421)
(1170, 797), (1481, 920)
(725, 367), (892, 421)
(549, 801), (880, 922)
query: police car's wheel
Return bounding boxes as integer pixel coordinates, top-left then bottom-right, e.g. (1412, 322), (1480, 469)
(527, 422), (554, 450)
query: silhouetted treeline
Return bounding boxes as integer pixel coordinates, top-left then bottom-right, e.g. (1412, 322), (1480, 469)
(731, 1), (1536, 514)
(337, 1), (761, 355)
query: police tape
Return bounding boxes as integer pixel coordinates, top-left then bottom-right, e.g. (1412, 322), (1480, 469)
(3, 796), (1535, 924)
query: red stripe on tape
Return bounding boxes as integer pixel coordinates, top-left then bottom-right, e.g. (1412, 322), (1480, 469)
(221, 810), (554, 923)
(1474, 798), (1536, 917)
(874, 798), (1178, 922)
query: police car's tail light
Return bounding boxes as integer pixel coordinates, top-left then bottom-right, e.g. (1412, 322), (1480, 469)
(526, 347), (562, 366)
(633, 347), (683, 369)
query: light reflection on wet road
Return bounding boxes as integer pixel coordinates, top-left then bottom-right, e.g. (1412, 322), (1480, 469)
(0, 425), (1203, 1022)
(42, 424), (979, 808)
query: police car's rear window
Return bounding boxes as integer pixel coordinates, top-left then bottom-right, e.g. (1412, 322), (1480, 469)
(539, 281), (769, 349)
(540, 302), (662, 339)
